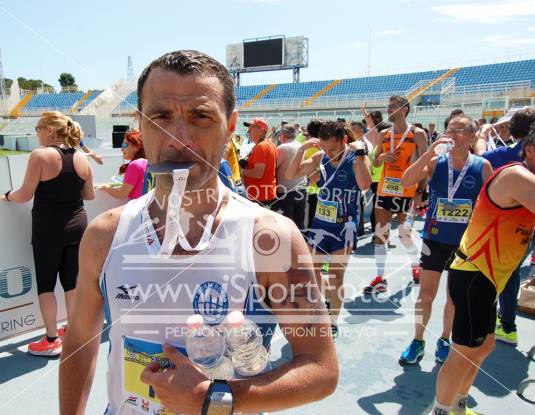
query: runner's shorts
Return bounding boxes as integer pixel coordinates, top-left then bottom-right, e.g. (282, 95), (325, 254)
(375, 195), (412, 214)
(307, 222), (349, 254)
(420, 239), (457, 273)
(448, 268), (497, 348)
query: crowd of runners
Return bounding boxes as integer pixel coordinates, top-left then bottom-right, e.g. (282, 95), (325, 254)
(3, 50), (535, 415)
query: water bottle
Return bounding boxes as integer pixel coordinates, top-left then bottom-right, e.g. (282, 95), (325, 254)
(224, 311), (269, 377)
(405, 208), (415, 229)
(185, 314), (234, 380)
(434, 142), (452, 156)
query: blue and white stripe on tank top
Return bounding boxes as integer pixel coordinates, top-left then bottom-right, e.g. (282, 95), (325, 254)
(314, 150), (360, 228)
(422, 154), (485, 246)
(99, 187), (276, 415)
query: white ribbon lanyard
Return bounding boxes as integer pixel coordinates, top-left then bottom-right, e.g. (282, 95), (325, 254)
(319, 147), (348, 190)
(389, 125), (411, 153)
(159, 169), (224, 255)
(447, 153), (473, 201)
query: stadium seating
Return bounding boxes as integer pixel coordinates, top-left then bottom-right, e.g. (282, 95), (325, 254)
(21, 91), (85, 115)
(109, 59), (535, 113)
(78, 90), (103, 111)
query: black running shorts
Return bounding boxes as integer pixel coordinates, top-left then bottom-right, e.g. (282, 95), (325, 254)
(420, 239), (457, 273)
(448, 268), (497, 348)
(375, 195), (412, 214)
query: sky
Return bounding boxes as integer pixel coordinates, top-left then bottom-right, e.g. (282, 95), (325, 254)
(1, 0), (535, 91)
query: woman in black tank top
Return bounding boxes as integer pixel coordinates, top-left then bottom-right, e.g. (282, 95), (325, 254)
(1, 111), (94, 356)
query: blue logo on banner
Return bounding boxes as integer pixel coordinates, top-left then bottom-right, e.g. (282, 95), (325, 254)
(0, 266), (32, 299)
(192, 281), (229, 324)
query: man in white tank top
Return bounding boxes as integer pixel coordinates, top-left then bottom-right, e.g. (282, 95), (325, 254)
(59, 50), (338, 415)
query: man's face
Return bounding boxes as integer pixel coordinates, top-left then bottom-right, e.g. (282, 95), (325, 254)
(138, 68), (237, 190)
(428, 123), (436, 132)
(446, 119), (474, 151)
(524, 143), (535, 172)
(495, 122), (510, 138)
(320, 136), (346, 160)
(248, 125), (264, 143)
(387, 100), (406, 122)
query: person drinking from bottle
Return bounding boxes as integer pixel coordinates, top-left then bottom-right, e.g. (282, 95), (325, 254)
(398, 116), (492, 366)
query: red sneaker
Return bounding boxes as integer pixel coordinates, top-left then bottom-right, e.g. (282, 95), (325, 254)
(57, 326), (67, 337)
(412, 264), (422, 284)
(363, 277), (388, 294)
(28, 336), (62, 356)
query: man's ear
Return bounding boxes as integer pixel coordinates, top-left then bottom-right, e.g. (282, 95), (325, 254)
(227, 109), (238, 142)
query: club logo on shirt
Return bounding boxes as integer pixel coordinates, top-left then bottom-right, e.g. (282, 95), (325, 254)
(462, 174), (476, 190)
(192, 281), (229, 324)
(116, 284), (140, 301)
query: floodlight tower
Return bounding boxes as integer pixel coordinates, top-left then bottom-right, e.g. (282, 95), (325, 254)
(127, 56), (135, 84)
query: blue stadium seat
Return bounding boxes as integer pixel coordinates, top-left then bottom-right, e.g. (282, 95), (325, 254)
(21, 91), (85, 114)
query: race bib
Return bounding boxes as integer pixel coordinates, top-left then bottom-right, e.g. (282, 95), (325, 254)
(382, 177), (403, 196)
(437, 198), (472, 224)
(123, 337), (178, 415)
(315, 199), (338, 223)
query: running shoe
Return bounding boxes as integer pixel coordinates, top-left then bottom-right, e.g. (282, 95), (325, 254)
(412, 264), (422, 284)
(28, 336), (62, 356)
(399, 339), (425, 365)
(435, 337), (450, 363)
(363, 277), (388, 294)
(57, 325), (67, 337)
(495, 326), (518, 346)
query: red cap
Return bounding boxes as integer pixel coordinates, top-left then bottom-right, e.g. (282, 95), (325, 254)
(243, 118), (269, 132)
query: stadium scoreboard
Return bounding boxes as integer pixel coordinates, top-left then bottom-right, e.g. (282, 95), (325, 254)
(226, 35), (308, 83)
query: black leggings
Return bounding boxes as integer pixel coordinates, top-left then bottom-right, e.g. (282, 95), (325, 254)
(33, 243), (80, 295)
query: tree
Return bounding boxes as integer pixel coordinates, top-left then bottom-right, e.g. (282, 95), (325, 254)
(58, 72), (75, 88)
(17, 77), (53, 91)
(5, 78), (13, 89)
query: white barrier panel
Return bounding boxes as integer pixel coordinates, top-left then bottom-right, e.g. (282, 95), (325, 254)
(0, 157), (10, 194)
(0, 190), (123, 341)
(7, 152), (124, 189)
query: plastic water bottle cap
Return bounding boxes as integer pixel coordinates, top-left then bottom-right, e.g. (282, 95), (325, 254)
(226, 310), (245, 327)
(187, 314), (204, 329)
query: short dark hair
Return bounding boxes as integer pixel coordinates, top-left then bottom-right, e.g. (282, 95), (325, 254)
(509, 107), (535, 140)
(390, 95), (410, 117)
(137, 50), (236, 118)
(306, 119), (323, 138)
(521, 123), (535, 159)
(370, 110), (383, 125)
(444, 109), (465, 130)
(318, 121), (345, 141)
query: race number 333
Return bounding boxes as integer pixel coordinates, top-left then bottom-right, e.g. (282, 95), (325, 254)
(315, 199), (338, 223)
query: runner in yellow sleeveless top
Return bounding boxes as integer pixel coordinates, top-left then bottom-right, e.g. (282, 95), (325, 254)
(364, 95), (428, 294)
(430, 129), (535, 415)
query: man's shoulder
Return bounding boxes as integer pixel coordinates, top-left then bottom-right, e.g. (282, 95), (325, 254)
(85, 205), (126, 248)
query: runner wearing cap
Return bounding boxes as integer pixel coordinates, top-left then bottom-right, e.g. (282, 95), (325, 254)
(430, 125), (535, 415)
(398, 116), (492, 366)
(241, 118), (277, 207)
(474, 109), (516, 155)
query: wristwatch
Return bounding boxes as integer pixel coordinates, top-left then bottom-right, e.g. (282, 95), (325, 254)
(201, 379), (234, 415)
(354, 148), (368, 157)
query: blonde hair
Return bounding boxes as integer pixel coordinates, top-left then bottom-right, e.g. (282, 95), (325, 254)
(39, 111), (84, 148)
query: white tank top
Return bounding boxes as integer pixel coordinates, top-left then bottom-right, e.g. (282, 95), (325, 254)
(99, 188), (275, 415)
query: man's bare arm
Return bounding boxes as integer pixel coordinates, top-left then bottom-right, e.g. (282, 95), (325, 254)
(59, 207), (123, 415)
(229, 215), (338, 413)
